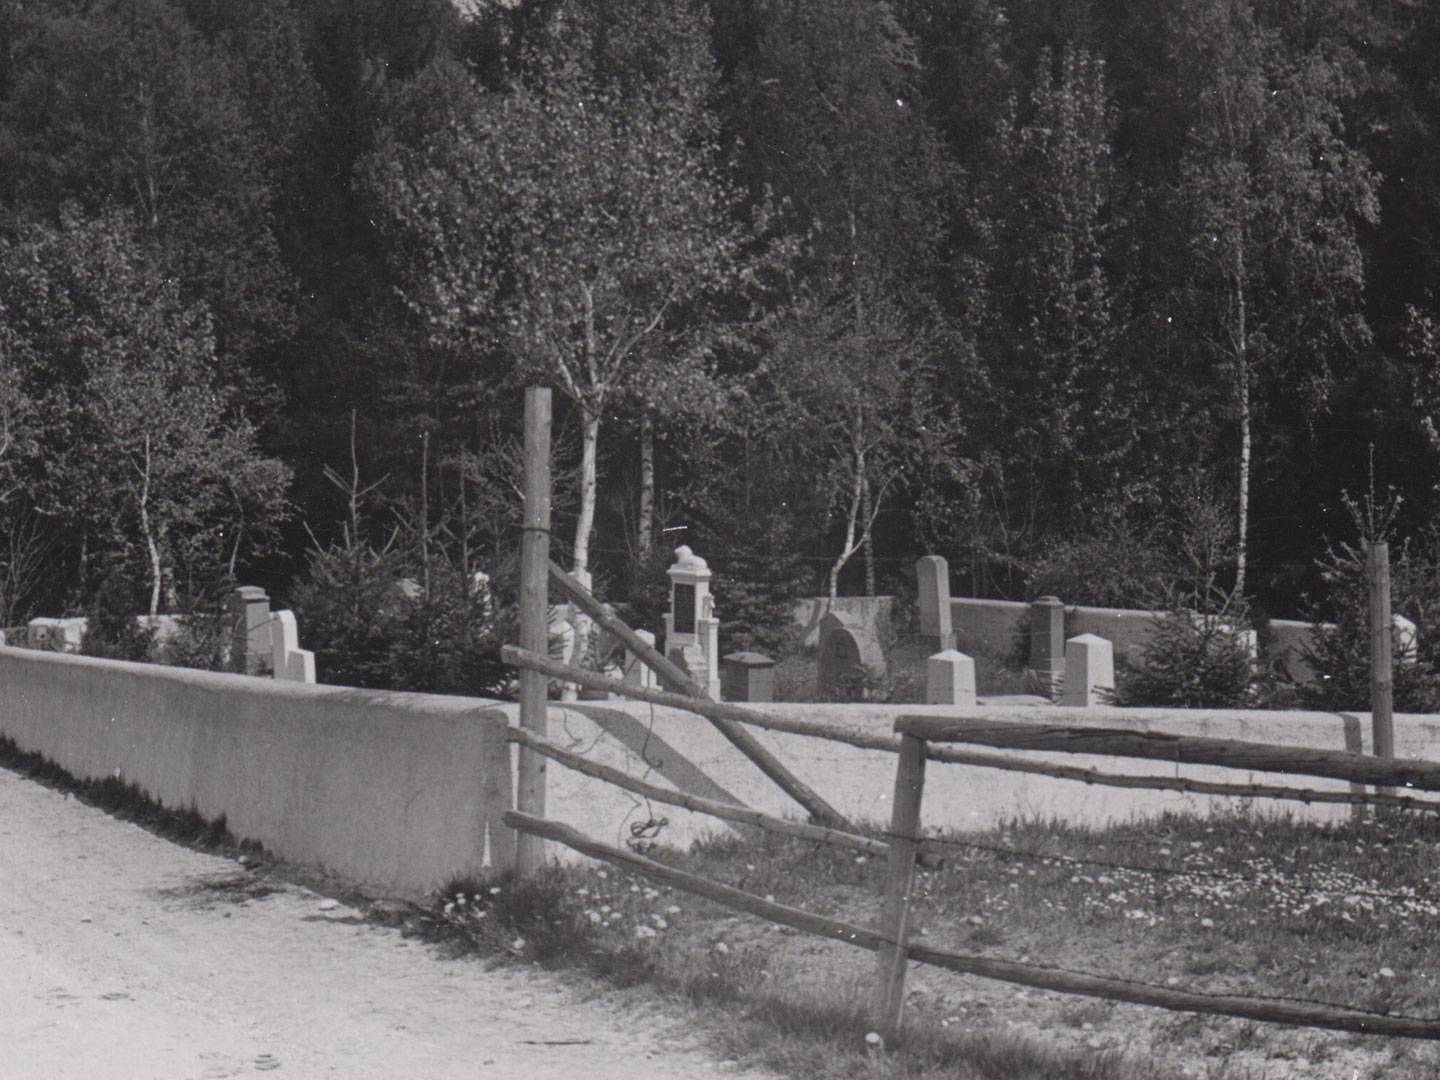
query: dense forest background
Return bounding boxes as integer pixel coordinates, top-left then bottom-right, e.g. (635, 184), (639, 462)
(2, 0), (1439, 650)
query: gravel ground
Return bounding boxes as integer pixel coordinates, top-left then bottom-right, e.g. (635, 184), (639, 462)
(0, 764), (775, 1080)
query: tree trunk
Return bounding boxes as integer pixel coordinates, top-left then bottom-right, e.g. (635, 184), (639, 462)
(139, 435), (161, 618)
(638, 414), (655, 558)
(1233, 245), (1250, 600)
(562, 407), (601, 701)
(828, 450), (865, 599)
(574, 409), (600, 584)
(861, 475), (876, 596)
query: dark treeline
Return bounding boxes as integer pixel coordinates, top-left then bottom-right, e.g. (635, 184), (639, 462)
(1, 0), (1439, 636)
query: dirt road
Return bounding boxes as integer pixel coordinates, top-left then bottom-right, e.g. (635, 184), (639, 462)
(0, 765), (767, 1080)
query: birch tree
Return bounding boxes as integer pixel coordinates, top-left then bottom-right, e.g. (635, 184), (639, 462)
(1170, 0), (1377, 596)
(735, 0), (955, 595)
(366, 0), (770, 592)
(0, 210), (291, 614)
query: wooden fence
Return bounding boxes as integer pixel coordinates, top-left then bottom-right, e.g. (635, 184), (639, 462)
(502, 640), (1440, 1044)
(507, 386), (1440, 1048)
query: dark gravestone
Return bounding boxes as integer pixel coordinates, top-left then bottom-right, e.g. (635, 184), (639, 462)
(721, 651), (776, 703)
(672, 583), (696, 635)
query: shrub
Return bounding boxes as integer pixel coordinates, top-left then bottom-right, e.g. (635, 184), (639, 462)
(161, 576), (237, 671)
(288, 540), (403, 689)
(80, 571), (155, 662)
(1296, 538), (1440, 712)
(1114, 602), (1255, 709)
(289, 541), (510, 696)
(1025, 517), (1175, 610)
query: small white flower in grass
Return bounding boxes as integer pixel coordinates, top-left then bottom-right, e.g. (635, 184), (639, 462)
(489, 887), (502, 896)
(636, 925), (657, 939)
(511, 937), (526, 951)
(587, 912), (602, 924)
(714, 942), (730, 955)
(598, 870), (608, 880)
(652, 916), (668, 930)
(864, 1032), (884, 1053)
(765, 894), (775, 904)
(1379, 967), (1396, 979)
(666, 905), (681, 915)
(444, 902), (455, 915)
(1200, 917), (1215, 928)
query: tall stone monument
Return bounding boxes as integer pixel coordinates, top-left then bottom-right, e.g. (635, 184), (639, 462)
(916, 555), (956, 651)
(663, 546), (721, 699)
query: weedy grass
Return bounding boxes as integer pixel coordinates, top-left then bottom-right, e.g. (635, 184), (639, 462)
(0, 734), (237, 849)
(417, 807), (1440, 1079)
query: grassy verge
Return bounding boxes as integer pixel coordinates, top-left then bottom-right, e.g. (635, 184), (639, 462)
(0, 734), (238, 850)
(408, 807), (1440, 1079)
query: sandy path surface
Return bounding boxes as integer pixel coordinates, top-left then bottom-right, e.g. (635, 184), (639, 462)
(0, 765), (769, 1080)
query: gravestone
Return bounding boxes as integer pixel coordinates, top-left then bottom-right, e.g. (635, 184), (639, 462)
(916, 555), (955, 651)
(618, 629), (659, 697)
(663, 546), (721, 699)
(926, 649), (976, 707)
(816, 610), (887, 701)
(228, 586), (273, 675)
(1394, 614), (1418, 665)
(269, 609), (316, 684)
(721, 651), (776, 703)
(1028, 596), (1066, 696)
(1060, 633), (1114, 707)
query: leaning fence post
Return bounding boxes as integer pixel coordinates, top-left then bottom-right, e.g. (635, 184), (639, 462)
(874, 731), (927, 1043)
(516, 387), (553, 878)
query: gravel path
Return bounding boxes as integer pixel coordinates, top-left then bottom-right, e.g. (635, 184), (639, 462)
(0, 765), (770, 1080)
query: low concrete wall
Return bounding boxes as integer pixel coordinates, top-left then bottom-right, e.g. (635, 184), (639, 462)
(947, 596), (1322, 682)
(568, 701), (1440, 845)
(951, 598), (1028, 658)
(0, 646), (514, 901)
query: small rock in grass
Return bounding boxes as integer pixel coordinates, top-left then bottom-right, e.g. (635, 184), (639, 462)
(1379, 967), (1396, 979)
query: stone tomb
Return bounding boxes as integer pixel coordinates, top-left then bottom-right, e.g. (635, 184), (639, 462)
(816, 610), (887, 701)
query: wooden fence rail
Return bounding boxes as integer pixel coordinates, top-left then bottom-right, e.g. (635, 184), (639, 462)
(895, 715), (1440, 791)
(540, 572), (848, 831)
(506, 726), (886, 857)
(502, 646), (1440, 813)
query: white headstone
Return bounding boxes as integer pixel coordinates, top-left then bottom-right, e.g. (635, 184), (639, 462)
(1061, 633), (1114, 707)
(1394, 614), (1418, 665)
(926, 649), (976, 707)
(621, 629), (659, 695)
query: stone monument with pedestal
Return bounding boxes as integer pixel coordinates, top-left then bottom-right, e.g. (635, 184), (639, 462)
(663, 546), (721, 699)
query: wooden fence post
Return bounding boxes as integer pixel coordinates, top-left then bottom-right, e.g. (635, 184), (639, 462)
(1368, 542), (1395, 797)
(516, 387), (552, 877)
(874, 732), (927, 1043)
